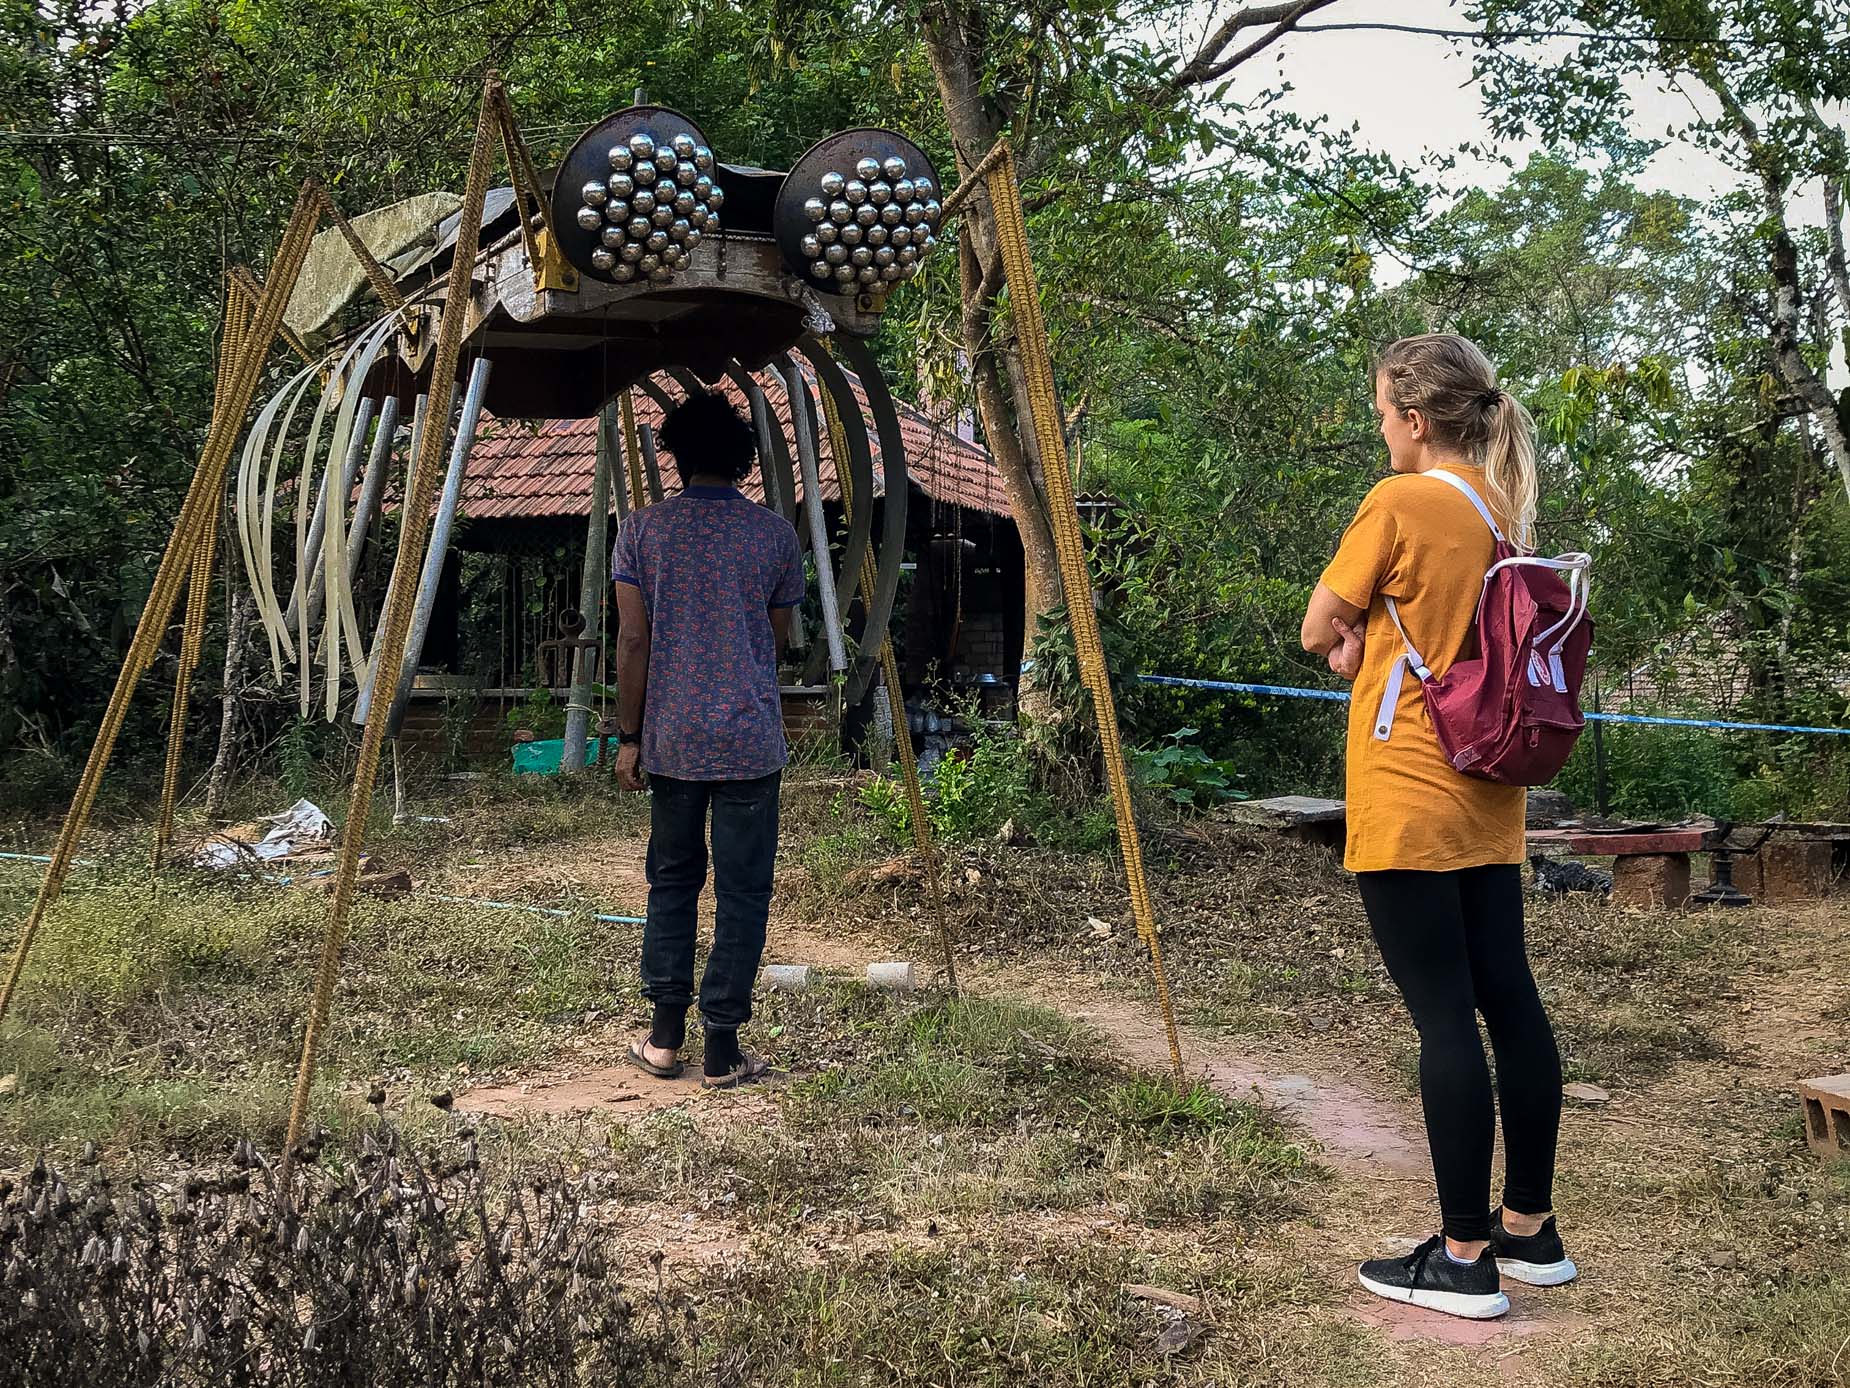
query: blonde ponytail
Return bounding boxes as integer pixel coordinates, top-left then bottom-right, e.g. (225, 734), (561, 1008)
(1376, 333), (1539, 551)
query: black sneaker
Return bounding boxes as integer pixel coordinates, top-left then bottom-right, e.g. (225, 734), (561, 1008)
(1490, 1210), (1578, 1286)
(1358, 1235), (1510, 1320)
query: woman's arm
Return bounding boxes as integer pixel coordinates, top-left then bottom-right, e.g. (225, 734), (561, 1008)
(1301, 582), (1366, 681)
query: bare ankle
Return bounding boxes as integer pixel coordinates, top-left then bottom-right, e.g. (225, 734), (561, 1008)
(1502, 1208), (1550, 1236)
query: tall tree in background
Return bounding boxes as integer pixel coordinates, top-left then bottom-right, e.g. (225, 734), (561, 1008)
(1470, 0), (1850, 491)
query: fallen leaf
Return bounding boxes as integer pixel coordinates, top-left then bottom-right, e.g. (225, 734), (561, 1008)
(1154, 1318), (1202, 1356)
(1563, 1082), (1611, 1105)
(0, 1073), (16, 1097)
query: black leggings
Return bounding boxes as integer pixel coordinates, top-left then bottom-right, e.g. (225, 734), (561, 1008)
(1357, 864), (1562, 1243)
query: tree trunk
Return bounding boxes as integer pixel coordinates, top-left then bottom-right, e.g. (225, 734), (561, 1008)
(923, 8), (1065, 676)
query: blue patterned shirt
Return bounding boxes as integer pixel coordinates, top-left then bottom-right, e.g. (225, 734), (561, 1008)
(612, 485), (805, 781)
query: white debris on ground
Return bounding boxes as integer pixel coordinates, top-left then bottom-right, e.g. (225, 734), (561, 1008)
(193, 799), (333, 869)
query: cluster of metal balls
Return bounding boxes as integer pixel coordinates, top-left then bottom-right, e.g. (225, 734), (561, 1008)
(574, 130), (724, 283)
(799, 154), (940, 292)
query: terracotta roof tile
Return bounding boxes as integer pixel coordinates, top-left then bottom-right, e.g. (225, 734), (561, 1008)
(458, 364), (1003, 522)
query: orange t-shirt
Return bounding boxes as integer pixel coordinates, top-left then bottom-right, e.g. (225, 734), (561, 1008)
(1319, 464), (1525, 873)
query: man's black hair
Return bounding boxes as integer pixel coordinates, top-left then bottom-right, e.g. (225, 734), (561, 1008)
(657, 391), (758, 484)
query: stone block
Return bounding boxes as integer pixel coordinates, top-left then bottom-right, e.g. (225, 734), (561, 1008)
(1525, 788), (1578, 828)
(1799, 1075), (1850, 1161)
(866, 961), (917, 991)
(762, 964), (819, 992)
(1736, 840), (1836, 904)
(1610, 853), (1690, 910)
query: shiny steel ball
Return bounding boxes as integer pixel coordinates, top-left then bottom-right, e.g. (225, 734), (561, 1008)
(914, 176), (935, 199)
(890, 225), (911, 247)
(614, 262), (638, 282)
(800, 233), (822, 258)
(640, 252), (661, 273)
(646, 229), (670, 253)
(627, 216), (651, 240)
(684, 227), (703, 249)
(694, 175), (714, 201)
(607, 172), (635, 199)
(810, 259), (830, 279)
(850, 246), (874, 267)
(671, 217), (692, 242)
(920, 232), (937, 253)
(609, 145), (634, 171)
(845, 180), (869, 205)
(576, 205), (605, 231)
(869, 181), (893, 206)
(899, 262), (919, 279)
(834, 263), (857, 283)
(874, 245), (896, 266)
(652, 205), (675, 228)
(867, 225), (888, 246)
(884, 202), (907, 226)
(855, 156), (881, 180)
(672, 133), (697, 159)
(605, 200), (630, 225)
(655, 147), (678, 173)
(893, 178), (915, 203)
(591, 247), (616, 270)
(840, 223), (864, 247)
(923, 199), (941, 222)
(705, 185), (724, 210)
(903, 202), (926, 225)
(803, 197), (828, 224)
(675, 161), (698, 187)
(817, 222), (839, 244)
(829, 200), (853, 225)
(858, 265), (880, 284)
(693, 145), (714, 171)
(896, 244), (917, 264)
(691, 206), (710, 229)
(633, 161), (658, 185)
(824, 243), (849, 265)
(620, 241), (646, 263)
(629, 132), (656, 160)
(705, 213), (720, 233)
(820, 171), (846, 197)
(650, 265), (673, 283)
(855, 203), (880, 227)
(632, 188), (657, 215)
(581, 180), (609, 207)
(880, 264), (903, 282)
(882, 155), (908, 181)
(601, 224), (626, 248)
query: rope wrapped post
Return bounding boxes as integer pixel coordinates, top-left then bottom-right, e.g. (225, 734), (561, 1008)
(819, 357), (959, 996)
(1, 183), (325, 1026)
(280, 78), (504, 1171)
(983, 144), (1185, 1083)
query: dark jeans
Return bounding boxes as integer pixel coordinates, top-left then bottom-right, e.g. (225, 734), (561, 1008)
(1356, 864), (1563, 1243)
(640, 770), (781, 1031)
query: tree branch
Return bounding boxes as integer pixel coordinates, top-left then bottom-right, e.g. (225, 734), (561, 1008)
(1169, 0), (1344, 91)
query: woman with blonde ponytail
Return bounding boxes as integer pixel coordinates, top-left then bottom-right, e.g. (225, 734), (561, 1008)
(1300, 334), (1573, 1321)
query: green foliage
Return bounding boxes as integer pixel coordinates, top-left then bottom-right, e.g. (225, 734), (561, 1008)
(1129, 726), (1245, 807)
(503, 684), (565, 741)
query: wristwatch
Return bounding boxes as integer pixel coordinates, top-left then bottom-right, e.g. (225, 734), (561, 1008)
(617, 729), (643, 746)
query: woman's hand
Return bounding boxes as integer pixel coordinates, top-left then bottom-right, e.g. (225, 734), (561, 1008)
(1326, 616), (1365, 681)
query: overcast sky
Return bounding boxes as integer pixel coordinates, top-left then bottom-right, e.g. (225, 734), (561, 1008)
(1220, 0), (1744, 202)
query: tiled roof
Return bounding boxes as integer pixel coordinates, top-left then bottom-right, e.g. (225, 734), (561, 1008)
(460, 364), (1007, 521)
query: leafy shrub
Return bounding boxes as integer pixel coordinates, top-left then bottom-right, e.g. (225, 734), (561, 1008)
(0, 1129), (676, 1386)
(1130, 727), (1246, 807)
(503, 685), (565, 740)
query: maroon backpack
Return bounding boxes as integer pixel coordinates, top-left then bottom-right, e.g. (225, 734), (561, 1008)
(1374, 470), (1592, 786)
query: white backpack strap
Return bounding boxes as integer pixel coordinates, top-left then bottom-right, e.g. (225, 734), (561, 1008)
(1373, 597), (1431, 743)
(1428, 468), (1506, 543)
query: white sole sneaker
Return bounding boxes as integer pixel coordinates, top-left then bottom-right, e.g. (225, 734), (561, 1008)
(1359, 1271), (1511, 1320)
(1497, 1256), (1578, 1287)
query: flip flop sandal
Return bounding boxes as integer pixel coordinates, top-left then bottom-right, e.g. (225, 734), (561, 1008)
(701, 1054), (773, 1090)
(626, 1040), (684, 1080)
